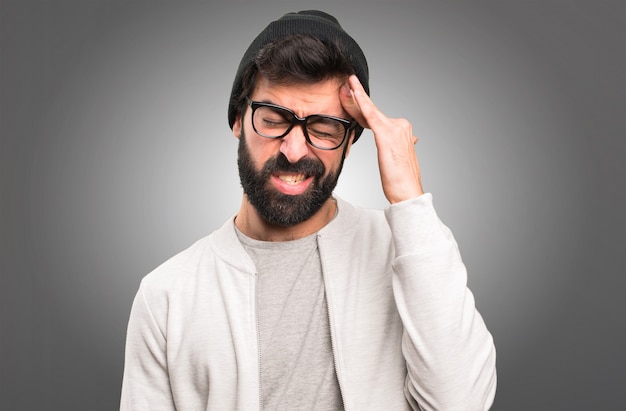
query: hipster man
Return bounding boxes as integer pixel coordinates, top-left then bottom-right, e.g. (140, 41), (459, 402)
(121, 10), (497, 410)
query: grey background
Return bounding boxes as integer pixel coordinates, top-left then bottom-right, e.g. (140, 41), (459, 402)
(1, 1), (625, 410)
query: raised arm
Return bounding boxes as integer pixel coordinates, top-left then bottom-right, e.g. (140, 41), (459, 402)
(341, 76), (497, 409)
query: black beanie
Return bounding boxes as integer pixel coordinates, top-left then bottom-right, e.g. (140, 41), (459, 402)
(227, 10), (369, 142)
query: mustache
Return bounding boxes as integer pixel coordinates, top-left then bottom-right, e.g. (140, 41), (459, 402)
(261, 153), (326, 178)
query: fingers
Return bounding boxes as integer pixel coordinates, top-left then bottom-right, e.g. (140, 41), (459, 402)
(339, 81), (368, 129)
(341, 75), (392, 132)
(339, 75), (424, 202)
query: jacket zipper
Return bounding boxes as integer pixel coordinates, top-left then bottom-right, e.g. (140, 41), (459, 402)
(318, 234), (348, 410)
(254, 271), (263, 410)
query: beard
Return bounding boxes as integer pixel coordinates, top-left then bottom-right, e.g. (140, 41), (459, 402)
(237, 129), (345, 227)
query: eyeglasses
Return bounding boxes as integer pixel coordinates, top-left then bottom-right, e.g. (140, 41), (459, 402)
(246, 97), (356, 150)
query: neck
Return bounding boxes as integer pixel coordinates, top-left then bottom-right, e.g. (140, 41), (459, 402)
(235, 196), (337, 242)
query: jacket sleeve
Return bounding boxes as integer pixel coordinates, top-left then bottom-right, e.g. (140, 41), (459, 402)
(384, 194), (497, 410)
(120, 281), (175, 411)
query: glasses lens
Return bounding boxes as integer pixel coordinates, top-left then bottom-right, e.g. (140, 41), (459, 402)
(306, 116), (346, 149)
(253, 105), (293, 138)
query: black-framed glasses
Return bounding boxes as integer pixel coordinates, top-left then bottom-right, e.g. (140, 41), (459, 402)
(247, 97), (356, 150)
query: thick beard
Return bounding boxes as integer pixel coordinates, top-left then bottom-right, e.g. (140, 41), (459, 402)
(237, 130), (345, 227)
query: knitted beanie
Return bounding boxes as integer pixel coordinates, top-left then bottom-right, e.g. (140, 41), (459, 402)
(227, 10), (369, 142)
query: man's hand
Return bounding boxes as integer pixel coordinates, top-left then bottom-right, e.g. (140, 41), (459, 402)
(340, 75), (424, 204)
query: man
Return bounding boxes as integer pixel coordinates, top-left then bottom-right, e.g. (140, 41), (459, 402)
(121, 10), (497, 411)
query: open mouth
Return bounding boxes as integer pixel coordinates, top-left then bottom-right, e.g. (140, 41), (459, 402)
(271, 173), (313, 195)
(277, 173), (307, 185)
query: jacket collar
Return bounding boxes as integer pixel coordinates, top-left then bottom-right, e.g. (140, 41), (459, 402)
(318, 196), (359, 239)
(211, 196), (359, 273)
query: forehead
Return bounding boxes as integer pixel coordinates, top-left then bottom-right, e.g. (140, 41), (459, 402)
(251, 75), (348, 117)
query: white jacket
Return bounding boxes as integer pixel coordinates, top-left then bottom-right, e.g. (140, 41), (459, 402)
(120, 194), (497, 410)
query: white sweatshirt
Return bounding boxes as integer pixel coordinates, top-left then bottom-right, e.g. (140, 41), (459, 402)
(120, 194), (497, 410)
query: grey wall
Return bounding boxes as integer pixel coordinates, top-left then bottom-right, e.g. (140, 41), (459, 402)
(2, 1), (625, 410)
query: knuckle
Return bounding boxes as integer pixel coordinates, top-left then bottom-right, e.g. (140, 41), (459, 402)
(395, 118), (412, 131)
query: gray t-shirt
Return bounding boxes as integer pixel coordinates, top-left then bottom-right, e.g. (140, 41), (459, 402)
(236, 228), (344, 410)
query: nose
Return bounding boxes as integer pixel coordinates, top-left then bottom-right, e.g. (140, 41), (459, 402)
(279, 124), (311, 163)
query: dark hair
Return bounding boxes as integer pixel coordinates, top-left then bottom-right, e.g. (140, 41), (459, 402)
(233, 34), (363, 139)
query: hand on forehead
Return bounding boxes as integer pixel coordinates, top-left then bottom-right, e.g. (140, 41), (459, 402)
(340, 75), (375, 130)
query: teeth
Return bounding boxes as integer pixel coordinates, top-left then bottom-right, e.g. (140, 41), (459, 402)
(278, 174), (306, 185)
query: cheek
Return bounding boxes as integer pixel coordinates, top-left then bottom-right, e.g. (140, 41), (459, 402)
(321, 153), (344, 176)
(245, 131), (280, 168)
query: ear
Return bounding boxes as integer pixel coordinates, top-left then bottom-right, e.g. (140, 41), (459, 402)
(232, 113), (242, 139)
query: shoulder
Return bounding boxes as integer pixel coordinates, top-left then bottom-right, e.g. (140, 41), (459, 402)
(138, 215), (254, 297)
(140, 234), (214, 293)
